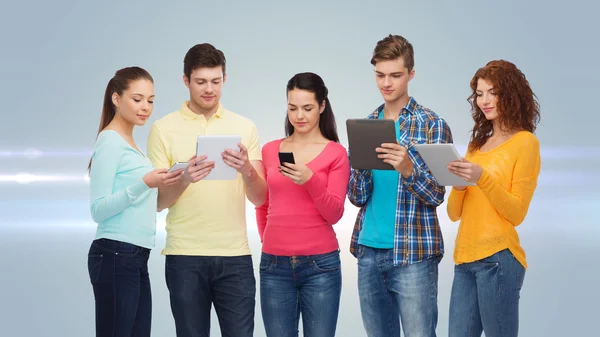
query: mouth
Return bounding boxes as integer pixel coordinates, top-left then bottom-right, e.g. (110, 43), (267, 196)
(201, 95), (214, 101)
(137, 114), (149, 120)
(382, 89), (394, 95)
(482, 107), (494, 113)
(295, 122), (308, 127)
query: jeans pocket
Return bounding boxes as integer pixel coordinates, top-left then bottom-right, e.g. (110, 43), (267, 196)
(311, 251), (341, 272)
(259, 254), (274, 272)
(88, 253), (104, 284)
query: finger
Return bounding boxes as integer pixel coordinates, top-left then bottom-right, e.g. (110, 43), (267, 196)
(380, 143), (404, 150)
(279, 169), (297, 181)
(378, 153), (402, 161)
(237, 142), (247, 153)
(282, 162), (297, 170)
(279, 166), (298, 178)
(191, 155), (207, 165)
(156, 168), (169, 174)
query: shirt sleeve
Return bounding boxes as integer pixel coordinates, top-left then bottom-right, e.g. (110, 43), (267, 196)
(89, 135), (150, 223)
(447, 187), (467, 221)
(476, 135), (541, 226)
(304, 146), (351, 225)
(255, 146), (269, 242)
(146, 123), (171, 169)
(247, 123), (262, 161)
(403, 117), (452, 206)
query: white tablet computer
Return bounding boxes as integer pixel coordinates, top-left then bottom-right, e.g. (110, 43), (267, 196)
(196, 135), (242, 181)
(413, 144), (475, 186)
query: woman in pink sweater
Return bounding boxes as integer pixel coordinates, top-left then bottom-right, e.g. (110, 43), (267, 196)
(256, 72), (350, 337)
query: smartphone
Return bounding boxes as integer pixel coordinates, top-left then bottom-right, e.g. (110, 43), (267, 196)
(168, 162), (188, 173)
(278, 152), (295, 165)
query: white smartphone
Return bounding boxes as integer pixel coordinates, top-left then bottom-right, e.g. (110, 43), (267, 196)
(167, 162), (188, 173)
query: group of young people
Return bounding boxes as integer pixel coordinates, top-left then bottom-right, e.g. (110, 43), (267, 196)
(86, 34), (541, 337)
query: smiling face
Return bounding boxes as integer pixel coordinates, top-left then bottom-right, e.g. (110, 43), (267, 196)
(184, 66), (225, 115)
(475, 78), (500, 121)
(112, 79), (155, 126)
(374, 57), (414, 105)
(286, 88), (325, 135)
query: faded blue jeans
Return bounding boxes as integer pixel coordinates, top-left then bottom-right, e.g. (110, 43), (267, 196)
(260, 249), (342, 337)
(449, 249), (526, 337)
(357, 244), (439, 337)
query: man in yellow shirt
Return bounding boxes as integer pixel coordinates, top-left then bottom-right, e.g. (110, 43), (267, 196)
(147, 43), (266, 337)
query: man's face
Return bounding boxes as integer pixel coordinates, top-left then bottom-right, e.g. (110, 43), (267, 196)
(184, 66), (225, 113)
(374, 57), (414, 104)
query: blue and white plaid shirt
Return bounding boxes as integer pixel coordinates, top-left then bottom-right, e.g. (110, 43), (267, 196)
(347, 97), (454, 266)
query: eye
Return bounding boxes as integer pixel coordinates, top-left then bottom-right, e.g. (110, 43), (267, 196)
(393, 74), (401, 78)
(133, 98), (141, 102)
(305, 109), (312, 112)
(148, 100), (154, 104)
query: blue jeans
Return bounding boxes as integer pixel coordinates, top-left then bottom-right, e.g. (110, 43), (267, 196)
(165, 255), (256, 337)
(87, 238), (152, 337)
(448, 249), (526, 337)
(357, 245), (439, 337)
(260, 250), (342, 337)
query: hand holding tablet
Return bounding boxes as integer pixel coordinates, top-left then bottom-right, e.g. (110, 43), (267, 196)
(412, 144), (476, 186)
(196, 135), (242, 180)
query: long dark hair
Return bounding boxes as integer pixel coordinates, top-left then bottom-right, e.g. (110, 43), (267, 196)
(88, 66), (154, 171)
(467, 60), (540, 152)
(285, 72), (339, 142)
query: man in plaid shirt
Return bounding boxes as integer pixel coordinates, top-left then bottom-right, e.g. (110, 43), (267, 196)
(347, 34), (453, 337)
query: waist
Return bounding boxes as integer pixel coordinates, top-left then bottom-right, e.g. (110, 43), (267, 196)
(90, 238), (151, 255)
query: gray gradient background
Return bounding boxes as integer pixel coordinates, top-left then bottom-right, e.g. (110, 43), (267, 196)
(1, 1), (598, 336)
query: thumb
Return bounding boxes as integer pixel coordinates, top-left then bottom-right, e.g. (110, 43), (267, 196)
(156, 168), (169, 174)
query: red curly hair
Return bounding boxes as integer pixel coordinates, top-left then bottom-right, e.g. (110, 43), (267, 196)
(467, 60), (540, 151)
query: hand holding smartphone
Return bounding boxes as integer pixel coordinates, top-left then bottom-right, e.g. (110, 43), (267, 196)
(278, 152), (295, 165)
(168, 162), (189, 173)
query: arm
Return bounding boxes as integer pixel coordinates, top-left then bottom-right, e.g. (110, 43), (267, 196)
(243, 160), (267, 207)
(255, 158), (269, 242)
(146, 124), (185, 212)
(403, 118), (453, 206)
(304, 149), (351, 224)
(90, 139), (150, 223)
(346, 151), (373, 207)
(477, 137), (541, 226)
(447, 187), (467, 222)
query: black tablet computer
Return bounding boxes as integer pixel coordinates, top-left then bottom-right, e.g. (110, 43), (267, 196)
(346, 119), (397, 170)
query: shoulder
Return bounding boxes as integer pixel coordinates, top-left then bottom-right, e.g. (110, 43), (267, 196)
(513, 131), (540, 151)
(262, 139), (283, 154)
(223, 108), (257, 129)
(151, 110), (182, 130)
(327, 141), (349, 157)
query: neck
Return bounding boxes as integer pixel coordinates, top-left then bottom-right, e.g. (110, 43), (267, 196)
(383, 93), (410, 120)
(491, 119), (512, 137)
(188, 99), (219, 119)
(107, 114), (134, 138)
(289, 127), (324, 144)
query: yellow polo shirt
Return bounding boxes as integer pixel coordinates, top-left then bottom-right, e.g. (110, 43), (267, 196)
(147, 101), (261, 256)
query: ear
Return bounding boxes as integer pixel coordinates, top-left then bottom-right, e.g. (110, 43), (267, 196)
(112, 92), (120, 108)
(183, 74), (190, 89)
(408, 69), (415, 82)
(320, 100), (326, 114)
(223, 74), (227, 84)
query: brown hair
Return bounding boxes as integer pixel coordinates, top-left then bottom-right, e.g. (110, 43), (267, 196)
(370, 34), (415, 71)
(88, 66), (154, 171)
(467, 60), (540, 151)
(184, 43), (226, 79)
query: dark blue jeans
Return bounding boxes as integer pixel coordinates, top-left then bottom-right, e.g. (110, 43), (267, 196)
(87, 238), (152, 337)
(260, 249), (342, 337)
(165, 255), (256, 337)
(449, 249), (526, 337)
(357, 245), (439, 337)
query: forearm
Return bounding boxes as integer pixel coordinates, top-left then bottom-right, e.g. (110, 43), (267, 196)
(90, 179), (149, 222)
(157, 180), (190, 212)
(447, 187), (467, 222)
(242, 166), (267, 207)
(347, 169), (372, 207)
(404, 167), (446, 206)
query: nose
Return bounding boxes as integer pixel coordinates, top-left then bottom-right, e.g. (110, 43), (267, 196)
(295, 109), (305, 121)
(205, 82), (214, 93)
(481, 93), (491, 105)
(142, 100), (150, 111)
(383, 76), (391, 87)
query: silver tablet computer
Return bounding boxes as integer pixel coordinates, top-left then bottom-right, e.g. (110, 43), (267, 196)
(346, 119), (397, 170)
(413, 143), (475, 186)
(196, 135), (242, 180)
